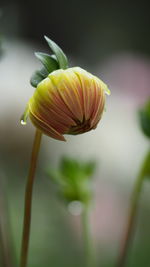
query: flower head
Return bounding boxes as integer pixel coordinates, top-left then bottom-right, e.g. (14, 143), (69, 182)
(21, 37), (110, 141)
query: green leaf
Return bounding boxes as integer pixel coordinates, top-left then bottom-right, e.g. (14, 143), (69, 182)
(142, 150), (150, 180)
(46, 157), (96, 204)
(51, 54), (57, 61)
(60, 157), (80, 180)
(35, 52), (59, 73)
(44, 36), (68, 69)
(83, 162), (96, 177)
(139, 100), (150, 139)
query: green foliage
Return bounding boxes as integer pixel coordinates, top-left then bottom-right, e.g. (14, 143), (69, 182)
(139, 99), (150, 139)
(44, 36), (68, 69)
(30, 36), (68, 88)
(35, 52), (59, 73)
(30, 67), (49, 88)
(47, 157), (96, 204)
(141, 149), (150, 180)
(138, 100), (150, 180)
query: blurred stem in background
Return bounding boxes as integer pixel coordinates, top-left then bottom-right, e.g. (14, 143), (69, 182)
(117, 99), (150, 267)
(20, 129), (42, 267)
(81, 203), (95, 267)
(117, 149), (150, 267)
(47, 157), (96, 267)
(0, 174), (15, 267)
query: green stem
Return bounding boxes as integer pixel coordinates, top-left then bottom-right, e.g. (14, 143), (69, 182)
(117, 148), (150, 267)
(20, 129), (42, 267)
(81, 204), (94, 267)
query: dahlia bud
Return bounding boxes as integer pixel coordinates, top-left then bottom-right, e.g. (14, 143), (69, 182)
(21, 37), (110, 141)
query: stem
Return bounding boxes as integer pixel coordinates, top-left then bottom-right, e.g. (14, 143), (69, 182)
(0, 176), (15, 267)
(20, 129), (42, 267)
(117, 149), (150, 267)
(81, 204), (94, 267)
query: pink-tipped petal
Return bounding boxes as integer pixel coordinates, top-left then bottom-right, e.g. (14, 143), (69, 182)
(50, 71), (83, 122)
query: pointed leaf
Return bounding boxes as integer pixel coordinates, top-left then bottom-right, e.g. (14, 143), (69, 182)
(44, 36), (68, 69)
(35, 52), (59, 73)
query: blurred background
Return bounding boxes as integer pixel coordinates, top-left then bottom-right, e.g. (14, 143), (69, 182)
(0, 0), (150, 266)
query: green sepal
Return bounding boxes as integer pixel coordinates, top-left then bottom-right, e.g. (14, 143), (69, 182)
(30, 67), (49, 88)
(35, 52), (59, 73)
(44, 36), (68, 69)
(39, 66), (49, 78)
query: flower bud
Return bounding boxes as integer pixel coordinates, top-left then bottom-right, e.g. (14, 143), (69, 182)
(27, 67), (110, 141)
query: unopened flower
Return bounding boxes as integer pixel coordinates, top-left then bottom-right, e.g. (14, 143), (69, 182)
(21, 37), (110, 141)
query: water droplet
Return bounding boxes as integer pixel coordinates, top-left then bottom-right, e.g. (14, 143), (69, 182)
(68, 201), (83, 216)
(21, 119), (26, 125)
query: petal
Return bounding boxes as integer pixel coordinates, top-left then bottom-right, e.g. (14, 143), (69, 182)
(90, 81), (105, 128)
(29, 105), (66, 141)
(50, 69), (84, 122)
(31, 97), (69, 134)
(74, 68), (94, 120)
(37, 77), (77, 122)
